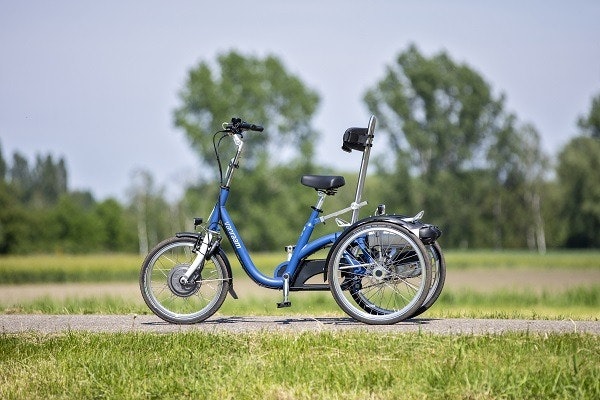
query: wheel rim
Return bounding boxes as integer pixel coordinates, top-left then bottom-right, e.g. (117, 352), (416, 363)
(330, 224), (430, 323)
(143, 240), (226, 321)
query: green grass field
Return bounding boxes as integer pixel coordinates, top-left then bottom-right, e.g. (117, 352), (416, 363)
(1, 251), (599, 320)
(1, 251), (599, 399)
(1, 250), (599, 284)
(0, 253), (145, 283)
(2, 286), (599, 321)
(1, 331), (598, 399)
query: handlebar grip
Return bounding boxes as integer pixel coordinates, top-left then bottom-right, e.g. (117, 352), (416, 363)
(239, 122), (264, 132)
(227, 118), (264, 133)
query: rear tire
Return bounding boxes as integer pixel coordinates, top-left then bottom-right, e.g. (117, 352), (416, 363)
(140, 236), (229, 324)
(410, 242), (446, 318)
(327, 221), (432, 324)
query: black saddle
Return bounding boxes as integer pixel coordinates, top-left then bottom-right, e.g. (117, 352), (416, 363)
(301, 175), (345, 194)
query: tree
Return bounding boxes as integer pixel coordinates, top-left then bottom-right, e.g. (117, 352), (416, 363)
(519, 124), (548, 252)
(128, 169), (172, 255)
(0, 140), (6, 181)
(556, 136), (600, 247)
(50, 192), (104, 253)
(7, 151), (68, 207)
(363, 44), (548, 249)
(0, 181), (31, 253)
(173, 50), (321, 169)
(31, 154), (68, 207)
(487, 120), (548, 251)
(9, 152), (32, 201)
(0, 146), (147, 254)
(555, 92), (600, 248)
(577, 93), (600, 139)
(95, 198), (137, 252)
(364, 44), (504, 181)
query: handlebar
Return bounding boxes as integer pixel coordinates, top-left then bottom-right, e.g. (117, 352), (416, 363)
(225, 117), (264, 134)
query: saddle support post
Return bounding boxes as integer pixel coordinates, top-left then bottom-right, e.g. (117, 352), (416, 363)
(351, 115), (376, 223)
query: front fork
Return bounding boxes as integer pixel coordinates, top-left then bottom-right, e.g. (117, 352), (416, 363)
(179, 231), (218, 285)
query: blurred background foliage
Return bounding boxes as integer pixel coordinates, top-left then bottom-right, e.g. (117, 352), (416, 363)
(1, 47), (599, 254)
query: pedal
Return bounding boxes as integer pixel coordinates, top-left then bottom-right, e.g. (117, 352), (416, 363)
(277, 273), (291, 308)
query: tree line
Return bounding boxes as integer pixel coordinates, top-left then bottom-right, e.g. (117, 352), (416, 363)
(1, 46), (598, 254)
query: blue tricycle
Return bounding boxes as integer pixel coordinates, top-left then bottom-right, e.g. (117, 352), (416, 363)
(140, 116), (445, 325)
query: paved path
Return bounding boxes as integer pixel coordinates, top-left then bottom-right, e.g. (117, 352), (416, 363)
(1, 315), (599, 335)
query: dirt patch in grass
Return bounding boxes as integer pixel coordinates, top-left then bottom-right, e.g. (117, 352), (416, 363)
(444, 268), (600, 292)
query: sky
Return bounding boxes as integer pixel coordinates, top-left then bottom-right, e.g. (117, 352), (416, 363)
(1, 1), (599, 201)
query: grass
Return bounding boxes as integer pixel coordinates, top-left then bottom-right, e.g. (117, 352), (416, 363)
(1, 250), (599, 284)
(2, 286), (598, 321)
(1, 251), (598, 320)
(444, 249), (600, 270)
(0, 253), (144, 284)
(1, 330), (598, 399)
(1, 252), (598, 399)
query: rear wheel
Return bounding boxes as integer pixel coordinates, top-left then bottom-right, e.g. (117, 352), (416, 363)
(327, 221), (432, 324)
(410, 242), (446, 318)
(140, 236), (229, 324)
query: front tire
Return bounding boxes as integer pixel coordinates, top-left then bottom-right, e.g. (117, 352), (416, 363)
(139, 236), (229, 324)
(327, 221), (432, 324)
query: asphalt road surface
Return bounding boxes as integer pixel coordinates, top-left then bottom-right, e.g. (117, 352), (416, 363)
(1, 315), (599, 335)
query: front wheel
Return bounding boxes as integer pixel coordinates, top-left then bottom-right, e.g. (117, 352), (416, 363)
(140, 236), (230, 324)
(327, 221), (432, 324)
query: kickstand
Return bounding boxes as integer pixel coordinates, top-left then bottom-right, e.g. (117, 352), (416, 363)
(277, 273), (291, 308)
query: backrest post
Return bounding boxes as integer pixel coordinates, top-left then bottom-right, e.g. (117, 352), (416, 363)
(351, 115), (376, 223)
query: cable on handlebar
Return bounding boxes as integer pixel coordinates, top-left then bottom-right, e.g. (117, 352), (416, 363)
(213, 130), (230, 186)
(212, 118), (264, 185)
